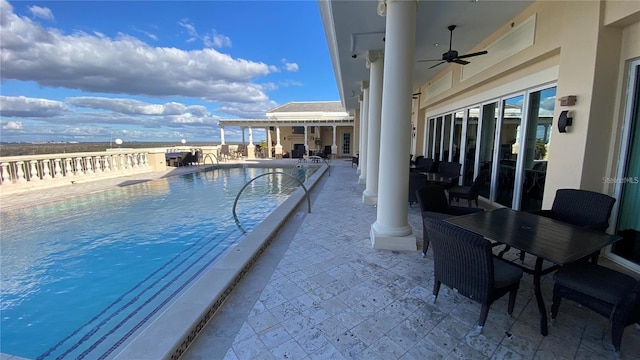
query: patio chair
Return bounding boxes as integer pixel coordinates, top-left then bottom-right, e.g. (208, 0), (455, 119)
(526, 188), (616, 263)
(448, 170), (491, 207)
(220, 144), (231, 161)
(416, 184), (484, 255)
(424, 217), (523, 333)
(415, 157), (433, 172)
(408, 172), (426, 206)
(550, 261), (640, 356)
(438, 161), (462, 177)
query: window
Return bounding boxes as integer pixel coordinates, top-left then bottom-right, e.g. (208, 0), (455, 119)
(292, 126), (304, 134)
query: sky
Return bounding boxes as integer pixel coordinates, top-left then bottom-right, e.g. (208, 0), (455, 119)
(0, 0), (339, 144)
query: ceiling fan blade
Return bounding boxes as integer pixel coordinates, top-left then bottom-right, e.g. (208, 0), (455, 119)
(417, 59), (442, 63)
(456, 50), (488, 60)
(453, 59), (470, 65)
(428, 61), (447, 69)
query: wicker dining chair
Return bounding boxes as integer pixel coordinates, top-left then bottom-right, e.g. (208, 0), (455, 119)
(416, 185), (484, 256)
(525, 188), (616, 263)
(551, 262), (640, 356)
(424, 218), (523, 333)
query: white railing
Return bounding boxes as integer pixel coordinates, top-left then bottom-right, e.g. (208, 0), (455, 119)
(0, 150), (151, 194)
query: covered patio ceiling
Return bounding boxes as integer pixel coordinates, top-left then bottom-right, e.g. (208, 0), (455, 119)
(319, 0), (534, 112)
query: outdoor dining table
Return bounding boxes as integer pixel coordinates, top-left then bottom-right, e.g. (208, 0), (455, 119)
(445, 208), (622, 336)
(415, 172), (459, 186)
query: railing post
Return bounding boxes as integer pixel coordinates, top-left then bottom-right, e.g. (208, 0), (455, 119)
(29, 160), (40, 181)
(64, 158), (74, 177)
(42, 160), (53, 179)
(75, 157), (83, 176)
(16, 161), (27, 183)
(53, 159), (62, 178)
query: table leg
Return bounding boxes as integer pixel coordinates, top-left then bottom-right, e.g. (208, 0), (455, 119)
(533, 256), (548, 336)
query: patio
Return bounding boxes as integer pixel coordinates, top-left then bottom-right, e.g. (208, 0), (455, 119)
(182, 159), (640, 360)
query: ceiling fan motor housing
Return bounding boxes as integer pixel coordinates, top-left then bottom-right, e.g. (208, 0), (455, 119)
(442, 50), (459, 61)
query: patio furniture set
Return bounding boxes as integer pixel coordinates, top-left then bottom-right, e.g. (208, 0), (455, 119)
(419, 187), (640, 357)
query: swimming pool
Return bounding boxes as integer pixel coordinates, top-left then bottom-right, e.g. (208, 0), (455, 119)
(0, 166), (316, 359)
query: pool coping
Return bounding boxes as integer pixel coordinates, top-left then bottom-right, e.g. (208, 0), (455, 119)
(112, 163), (328, 360)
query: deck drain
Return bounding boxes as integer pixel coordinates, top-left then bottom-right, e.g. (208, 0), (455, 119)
(293, 212), (305, 220)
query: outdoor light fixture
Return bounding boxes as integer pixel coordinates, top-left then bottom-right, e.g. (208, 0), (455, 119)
(558, 110), (573, 133)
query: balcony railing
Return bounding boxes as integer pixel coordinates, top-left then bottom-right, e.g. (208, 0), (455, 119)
(0, 150), (151, 194)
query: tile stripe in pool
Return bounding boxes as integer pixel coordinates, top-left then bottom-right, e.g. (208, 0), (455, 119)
(37, 228), (246, 360)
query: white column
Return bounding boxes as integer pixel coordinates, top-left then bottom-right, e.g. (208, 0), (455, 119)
(363, 50), (384, 205)
(357, 97), (364, 172)
(304, 125), (309, 157)
(266, 127), (272, 158)
(371, 0), (417, 251)
(358, 81), (370, 184)
(331, 125), (337, 156)
(275, 126), (283, 157)
(247, 127), (256, 159)
(220, 127), (226, 145)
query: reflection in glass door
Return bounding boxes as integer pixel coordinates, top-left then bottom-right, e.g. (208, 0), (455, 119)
(464, 107), (479, 185)
(433, 116), (442, 161)
(611, 60), (640, 270)
(426, 118), (435, 159)
(443, 114), (453, 161)
(496, 95), (524, 207)
(478, 102), (499, 199)
(520, 87), (555, 211)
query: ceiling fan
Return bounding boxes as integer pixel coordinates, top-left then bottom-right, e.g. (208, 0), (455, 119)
(418, 25), (488, 69)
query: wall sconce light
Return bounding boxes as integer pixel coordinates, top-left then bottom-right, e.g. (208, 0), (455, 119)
(558, 110), (573, 133)
(559, 95), (577, 106)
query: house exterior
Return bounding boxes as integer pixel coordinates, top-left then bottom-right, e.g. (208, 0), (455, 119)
(320, 0), (640, 272)
(218, 101), (355, 159)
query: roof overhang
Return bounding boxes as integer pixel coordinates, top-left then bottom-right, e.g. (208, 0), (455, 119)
(319, 0), (534, 112)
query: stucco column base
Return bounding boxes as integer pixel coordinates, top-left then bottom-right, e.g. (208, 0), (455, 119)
(246, 144), (256, 159)
(274, 144), (283, 156)
(362, 191), (377, 206)
(358, 176), (366, 185)
(370, 222), (417, 251)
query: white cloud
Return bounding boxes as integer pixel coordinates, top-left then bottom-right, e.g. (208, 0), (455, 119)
(0, 96), (69, 117)
(204, 32), (232, 48)
(0, 1), (276, 117)
(284, 62), (299, 72)
(2, 121), (23, 129)
(28, 5), (53, 20)
(280, 58), (299, 72)
(178, 18), (198, 42)
(65, 97), (197, 116)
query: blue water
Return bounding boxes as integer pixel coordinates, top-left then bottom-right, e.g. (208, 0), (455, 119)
(0, 166), (314, 359)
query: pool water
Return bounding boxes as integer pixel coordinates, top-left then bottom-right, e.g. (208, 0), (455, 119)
(0, 166), (314, 359)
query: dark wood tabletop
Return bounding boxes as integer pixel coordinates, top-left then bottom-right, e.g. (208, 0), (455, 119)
(445, 208), (620, 265)
(415, 172), (459, 185)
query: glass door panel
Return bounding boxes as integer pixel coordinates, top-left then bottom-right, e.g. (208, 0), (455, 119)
(443, 114), (453, 161)
(612, 62), (640, 267)
(520, 87), (556, 211)
(433, 116), (443, 161)
(426, 118), (435, 159)
(464, 107), (479, 185)
(453, 111), (464, 163)
(478, 102), (498, 199)
(496, 95), (524, 207)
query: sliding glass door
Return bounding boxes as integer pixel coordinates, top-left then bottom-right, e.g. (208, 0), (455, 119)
(610, 59), (640, 271)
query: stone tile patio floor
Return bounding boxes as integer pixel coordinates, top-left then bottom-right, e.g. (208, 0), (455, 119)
(181, 160), (640, 360)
